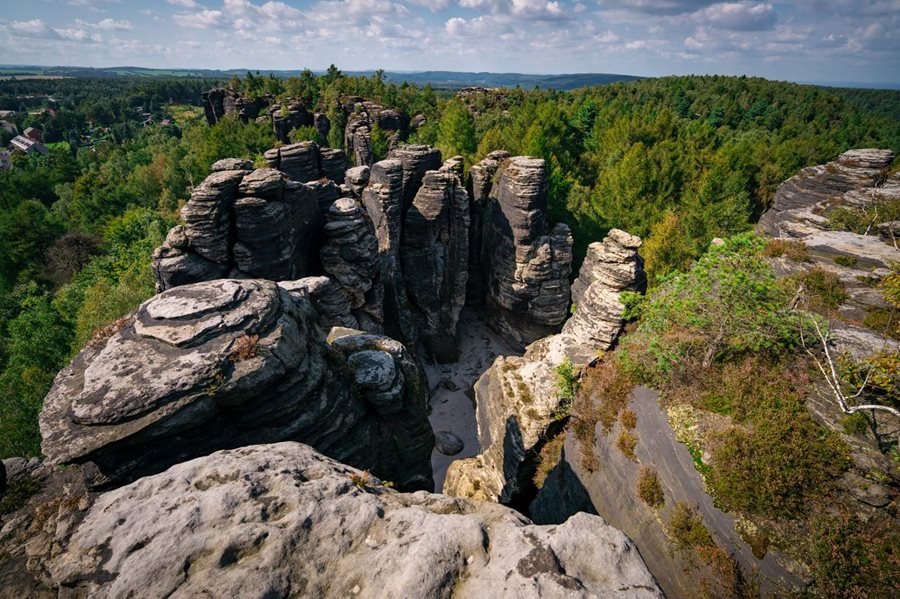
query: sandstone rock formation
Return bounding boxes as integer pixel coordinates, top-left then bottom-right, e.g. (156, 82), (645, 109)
(153, 166), (323, 291)
(481, 156), (573, 349)
(38, 279), (433, 491)
(466, 150), (510, 305)
(389, 144), (443, 211)
(264, 141), (321, 182)
(47, 443), (661, 598)
(320, 198), (384, 332)
(757, 148), (899, 359)
(559, 229), (646, 364)
(271, 102), (313, 143)
(202, 88), (270, 125)
(445, 229), (644, 502)
(401, 170), (470, 362)
(530, 387), (801, 597)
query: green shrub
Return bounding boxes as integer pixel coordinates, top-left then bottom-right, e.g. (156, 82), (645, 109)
(636, 466), (664, 508)
(781, 268), (847, 317)
(667, 502), (713, 552)
(841, 412), (870, 435)
(708, 411), (847, 517)
(616, 429), (638, 460)
(809, 510), (900, 598)
(553, 357), (578, 419)
(762, 238), (809, 261)
(288, 125), (323, 146)
(833, 255), (858, 267)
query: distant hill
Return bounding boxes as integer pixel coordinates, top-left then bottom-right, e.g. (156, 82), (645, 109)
(0, 65), (641, 90)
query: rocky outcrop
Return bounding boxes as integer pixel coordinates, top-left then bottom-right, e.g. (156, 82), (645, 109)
(482, 156), (573, 350)
(46, 442), (660, 598)
(401, 170), (470, 362)
(320, 198), (384, 332)
(202, 88), (270, 125)
(38, 279), (432, 491)
(558, 229), (646, 364)
(278, 276), (358, 331)
(271, 102), (313, 143)
(757, 148), (896, 238)
(445, 229), (644, 502)
(319, 147), (348, 183)
(757, 148), (899, 360)
(363, 159), (419, 347)
(389, 144), (443, 211)
(530, 387), (801, 597)
(153, 166), (324, 291)
(264, 141), (320, 183)
(466, 150), (510, 305)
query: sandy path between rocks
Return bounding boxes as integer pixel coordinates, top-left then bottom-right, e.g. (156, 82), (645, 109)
(424, 307), (520, 489)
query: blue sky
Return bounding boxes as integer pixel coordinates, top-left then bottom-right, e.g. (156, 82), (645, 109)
(0, 1), (898, 84)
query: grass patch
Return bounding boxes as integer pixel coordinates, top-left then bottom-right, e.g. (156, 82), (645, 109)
(636, 466), (664, 508)
(615, 429), (638, 460)
(762, 238), (809, 261)
(533, 432), (566, 489)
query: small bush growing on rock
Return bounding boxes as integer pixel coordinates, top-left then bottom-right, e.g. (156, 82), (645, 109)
(707, 412), (847, 517)
(782, 268), (847, 317)
(533, 432), (566, 489)
(636, 466), (664, 508)
(87, 315), (133, 349)
(809, 509), (900, 598)
(615, 430), (638, 460)
(667, 502), (713, 553)
(228, 334), (259, 362)
(0, 476), (41, 516)
(833, 255), (858, 267)
(619, 408), (637, 430)
(553, 357), (578, 419)
(762, 238), (809, 261)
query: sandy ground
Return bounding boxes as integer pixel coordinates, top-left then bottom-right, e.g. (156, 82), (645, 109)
(424, 307), (520, 490)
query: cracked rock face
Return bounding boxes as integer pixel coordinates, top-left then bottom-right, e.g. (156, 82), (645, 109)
(389, 144), (443, 212)
(153, 167), (323, 291)
(320, 198), (384, 332)
(48, 442), (660, 599)
(482, 156), (573, 350)
(466, 150), (510, 305)
(39, 279), (432, 491)
(401, 170), (470, 362)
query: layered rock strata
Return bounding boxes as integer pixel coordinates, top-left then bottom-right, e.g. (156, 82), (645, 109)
(445, 229), (644, 502)
(153, 166), (323, 291)
(46, 442), (661, 598)
(389, 144), (443, 212)
(466, 150), (510, 305)
(482, 156), (574, 349)
(320, 198), (384, 332)
(38, 279), (432, 491)
(401, 170), (470, 362)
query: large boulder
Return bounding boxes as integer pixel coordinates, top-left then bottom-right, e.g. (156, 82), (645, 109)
(264, 141), (321, 183)
(38, 279), (432, 491)
(400, 170), (470, 362)
(47, 442), (661, 598)
(482, 156), (573, 350)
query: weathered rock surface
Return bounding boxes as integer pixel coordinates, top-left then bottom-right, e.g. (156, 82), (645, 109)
(264, 141), (321, 183)
(363, 159), (419, 346)
(466, 150), (510, 305)
(47, 443), (660, 598)
(319, 147), (348, 183)
(482, 156), (573, 349)
(153, 166), (324, 291)
(530, 387), (802, 598)
(445, 229), (643, 502)
(757, 148), (896, 238)
(558, 229), (646, 364)
(202, 88), (270, 125)
(401, 170), (470, 362)
(271, 102), (313, 143)
(278, 276), (358, 331)
(389, 144), (443, 211)
(38, 279), (432, 491)
(320, 198), (384, 332)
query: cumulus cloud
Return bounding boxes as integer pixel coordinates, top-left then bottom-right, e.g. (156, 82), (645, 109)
(166, 0), (199, 7)
(174, 9), (228, 29)
(598, 0), (718, 15)
(695, 2), (776, 31)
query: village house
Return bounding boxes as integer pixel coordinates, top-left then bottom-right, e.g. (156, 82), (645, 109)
(9, 134), (48, 156)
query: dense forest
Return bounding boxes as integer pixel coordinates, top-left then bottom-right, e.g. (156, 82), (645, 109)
(1, 69), (898, 459)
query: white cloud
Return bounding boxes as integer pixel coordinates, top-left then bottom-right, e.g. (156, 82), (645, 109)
(166, 0), (199, 7)
(405, 0), (451, 9)
(174, 9), (227, 29)
(75, 18), (134, 30)
(7, 19), (62, 39)
(695, 2), (776, 31)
